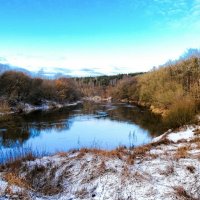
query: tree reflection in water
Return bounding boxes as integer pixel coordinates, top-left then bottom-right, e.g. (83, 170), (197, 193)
(0, 102), (167, 150)
(0, 107), (75, 148)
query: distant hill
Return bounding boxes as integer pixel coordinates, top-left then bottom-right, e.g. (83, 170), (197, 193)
(0, 63), (143, 80)
(0, 64), (11, 73)
(0, 63), (72, 79)
(0, 63), (31, 75)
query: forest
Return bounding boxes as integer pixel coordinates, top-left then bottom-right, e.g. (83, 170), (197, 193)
(111, 56), (200, 127)
(0, 71), (80, 108)
(0, 53), (200, 128)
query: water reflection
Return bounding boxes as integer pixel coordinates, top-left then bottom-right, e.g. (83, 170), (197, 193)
(0, 102), (167, 154)
(0, 108), (74, 148)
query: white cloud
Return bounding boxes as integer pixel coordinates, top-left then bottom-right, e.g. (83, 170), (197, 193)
(1, 0), (199, 76)
(1, 46), (184, 76)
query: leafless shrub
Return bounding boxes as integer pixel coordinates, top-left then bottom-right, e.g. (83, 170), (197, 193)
(193, 128), (200, 136)
(149, 153), (159, 159)
(23, 162), (63, 195)
(190, 137), (200, 144)
(133, 171), (148, 182)
(173, 186), (197, 200)
(75, 187), (89, 199)
(0, 151), (35, 173)
(159, 164), (174, 176)
(186, 165), (196, 173)
(77, 147), (126, 160)
(126, 154), (135, 165)
(121, 164), (131, 182)
(99, 160), (106, 174)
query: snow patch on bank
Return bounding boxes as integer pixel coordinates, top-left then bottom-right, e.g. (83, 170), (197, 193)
(0, 101), (82, 116)
(22, 101), (82, 113)
(152, 126), (196, 143)
(167, 127), (195, 142)
(0, 125), (200, 200)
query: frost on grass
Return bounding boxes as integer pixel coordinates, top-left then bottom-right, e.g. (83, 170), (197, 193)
(0, 126), (200, 200)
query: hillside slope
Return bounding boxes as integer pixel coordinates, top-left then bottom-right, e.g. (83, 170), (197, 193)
(0, 126), (200, 200)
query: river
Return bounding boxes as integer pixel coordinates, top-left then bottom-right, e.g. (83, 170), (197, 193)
(0, 101), (167, 160)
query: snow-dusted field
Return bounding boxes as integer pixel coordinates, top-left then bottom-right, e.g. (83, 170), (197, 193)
(0, 126), (200, 200)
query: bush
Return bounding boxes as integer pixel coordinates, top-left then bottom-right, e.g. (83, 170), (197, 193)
(111, 77), (139, 101)
(163, 97), (196, 128)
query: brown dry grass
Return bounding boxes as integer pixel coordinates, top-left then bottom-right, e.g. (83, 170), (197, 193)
(190, 137), (200, 144)
(132, 145), (150, 158)
(0, 153), (35, 172)
(76, 137), (172, 166)
(4, 172), (30, 189)
(56, 152), (68, 157)
(77, 147), (127, 160)
(196, 142), (200, 149)
(174, 146), (189, 159)
(126, 154), (135, 165)
(193, 128), (200, 136)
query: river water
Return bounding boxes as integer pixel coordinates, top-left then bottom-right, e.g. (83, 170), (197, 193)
(0, 101), (166, 159)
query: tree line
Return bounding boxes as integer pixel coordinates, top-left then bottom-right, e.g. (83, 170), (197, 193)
(0, 71), (80, 106)
(111, 56), (200, 127)
(1, 48), (200, 128)
(74, 72), (143, 97)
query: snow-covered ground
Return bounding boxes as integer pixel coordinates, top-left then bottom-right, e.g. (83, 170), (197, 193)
(0, 101), (82, 116)
(0, 126), (200, 200)
(21, 101), (82, 113)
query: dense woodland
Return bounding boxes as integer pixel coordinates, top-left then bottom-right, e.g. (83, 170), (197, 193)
(74, 72), (143, 97)
(111, 56), (200, 127)
(0, 71), (80, 106)
(0, 50), (200, 128)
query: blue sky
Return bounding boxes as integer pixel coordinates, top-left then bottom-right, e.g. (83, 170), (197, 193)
(0, 0), (200, 76)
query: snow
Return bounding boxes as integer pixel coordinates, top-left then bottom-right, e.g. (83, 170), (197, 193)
(0, 101), (82, 116)
(167, 127), (194, 142)
(152, 127), (195, 143)
(0, 125), (200, 199)
(152, 134), (165, 143)
(22, 101), (81, 113)
(0, 179), (8, 195)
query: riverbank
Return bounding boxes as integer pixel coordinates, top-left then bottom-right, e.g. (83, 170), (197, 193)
(84, 95), (168, 116)
(0, 100), (82, 117)
(83, 96), (112, 103)
(0, 125), (200, 200)
(120, 99), (168, 116)
(114, 98), (198, 128)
